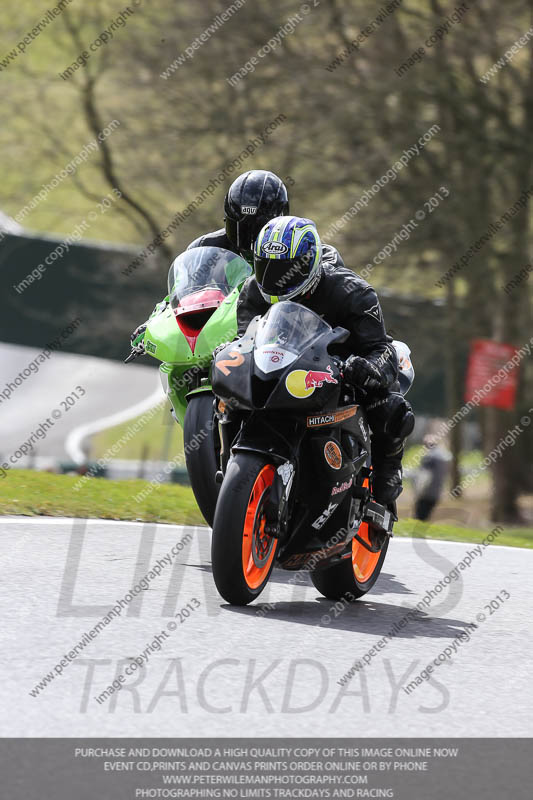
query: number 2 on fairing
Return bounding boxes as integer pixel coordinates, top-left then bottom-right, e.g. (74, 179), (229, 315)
(215, 351), (245, 376)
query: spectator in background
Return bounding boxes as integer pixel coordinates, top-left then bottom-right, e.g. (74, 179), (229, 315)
(413, 435), (452, 521)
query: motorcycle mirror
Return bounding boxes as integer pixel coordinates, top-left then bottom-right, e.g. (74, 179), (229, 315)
(330, 326), (350, 344)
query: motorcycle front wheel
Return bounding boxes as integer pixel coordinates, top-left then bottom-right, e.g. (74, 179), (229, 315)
(211, 452), (278, 605)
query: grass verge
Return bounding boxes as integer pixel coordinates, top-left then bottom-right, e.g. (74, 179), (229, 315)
(1, 471), (532, 548)
(394, 519), (533, 549)
(0, 470), (203, 525)
(89, 404), (184, 462)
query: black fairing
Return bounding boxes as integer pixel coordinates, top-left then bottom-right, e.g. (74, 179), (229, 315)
(212, 320), (348, 412)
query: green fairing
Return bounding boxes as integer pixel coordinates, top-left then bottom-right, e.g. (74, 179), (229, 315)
(144, 286), (241, 426)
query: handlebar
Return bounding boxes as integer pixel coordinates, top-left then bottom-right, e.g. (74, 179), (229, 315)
(124, 349), (141, 364)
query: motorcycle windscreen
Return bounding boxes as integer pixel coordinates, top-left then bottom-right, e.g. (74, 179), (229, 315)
(253, 301), (331, 374)
(168, 247), (251, 313)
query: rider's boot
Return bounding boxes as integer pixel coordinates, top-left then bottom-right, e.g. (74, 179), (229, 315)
(371, 435), (404, 506)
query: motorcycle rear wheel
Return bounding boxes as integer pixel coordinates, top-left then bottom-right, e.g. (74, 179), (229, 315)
(183, 393), (220, 527)
(211, 452), (278, 605)
(311, 522), (388, 601)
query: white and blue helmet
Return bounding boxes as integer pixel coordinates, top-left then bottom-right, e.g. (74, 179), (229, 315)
(253, 215), (323, 303)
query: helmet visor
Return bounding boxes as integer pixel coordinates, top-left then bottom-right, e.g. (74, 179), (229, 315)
(225, 212), (272, 252)
(254, 252), (315, 298)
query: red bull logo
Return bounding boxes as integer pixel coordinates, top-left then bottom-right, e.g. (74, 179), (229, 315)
(304, 366), (338, 390)
(285, 365), (338, 399)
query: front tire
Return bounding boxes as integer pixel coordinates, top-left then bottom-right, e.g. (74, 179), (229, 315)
(311, 522), (388, 601)
(183, 393), (220, 527)
(211, 453), (278, 605)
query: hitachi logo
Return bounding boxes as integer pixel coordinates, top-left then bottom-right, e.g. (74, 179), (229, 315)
(307, 413), (335, 427)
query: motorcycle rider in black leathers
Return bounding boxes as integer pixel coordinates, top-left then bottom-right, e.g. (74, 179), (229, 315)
(237, 214), (414, 506)
(187, 169), (345, 269)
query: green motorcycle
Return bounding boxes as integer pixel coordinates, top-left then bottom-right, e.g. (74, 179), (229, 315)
(126, 246), (252, 525)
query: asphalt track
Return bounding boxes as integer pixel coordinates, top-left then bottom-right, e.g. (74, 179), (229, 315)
(0, 342), (161, 462)
(1, 517), (530, 737)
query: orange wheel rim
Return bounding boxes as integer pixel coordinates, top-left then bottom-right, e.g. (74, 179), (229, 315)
(352, 522), (381, 584)
(242, 464), (278, 589)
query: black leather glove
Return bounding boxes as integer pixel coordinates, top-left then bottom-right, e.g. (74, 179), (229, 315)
(344, 355), (385, 391)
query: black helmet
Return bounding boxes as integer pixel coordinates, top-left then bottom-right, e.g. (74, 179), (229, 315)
(224, 170), (289, 257)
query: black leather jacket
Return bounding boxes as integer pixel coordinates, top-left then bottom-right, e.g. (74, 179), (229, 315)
(187, 228), (240, 253)
(236, 263), (398, 389)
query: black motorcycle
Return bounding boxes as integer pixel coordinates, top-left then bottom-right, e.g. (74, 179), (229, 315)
(211, 301), (400, 606)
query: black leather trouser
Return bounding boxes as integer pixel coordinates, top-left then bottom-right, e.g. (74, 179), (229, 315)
(364, 380), (414, 471)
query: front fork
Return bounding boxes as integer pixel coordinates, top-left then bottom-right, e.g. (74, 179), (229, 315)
(264, 462), (295, 539)
(215, 400), (239, 480)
